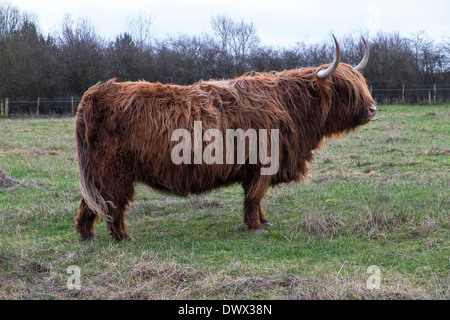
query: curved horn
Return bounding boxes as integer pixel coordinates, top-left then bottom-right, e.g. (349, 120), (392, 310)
(317, 35), (341, 78)
(354, 36), (370, 72)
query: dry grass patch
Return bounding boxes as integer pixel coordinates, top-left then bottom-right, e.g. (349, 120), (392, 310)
(294, 207), (439, 240)
(134, 260), (206, 286)
(297, 211), (346, 237)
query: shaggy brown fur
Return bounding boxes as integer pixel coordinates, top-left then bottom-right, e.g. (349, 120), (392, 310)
(75, 62), (375, 241)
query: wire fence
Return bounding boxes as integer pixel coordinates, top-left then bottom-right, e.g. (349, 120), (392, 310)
(0, 97), (81, 117)
(371, 84), (450, 105)
(0, 85), (449, 118)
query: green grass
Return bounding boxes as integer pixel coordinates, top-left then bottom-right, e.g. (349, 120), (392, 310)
(0, 104), (449, 299)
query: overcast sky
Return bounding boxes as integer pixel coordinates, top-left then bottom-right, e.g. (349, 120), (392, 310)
(7, 0), (450, 46)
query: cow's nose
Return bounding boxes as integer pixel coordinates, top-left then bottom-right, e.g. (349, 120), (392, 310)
(369, 106), (376, 117)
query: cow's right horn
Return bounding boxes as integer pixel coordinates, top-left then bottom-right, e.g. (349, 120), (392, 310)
(317, 35), (341, 79)
(354, 36), (370, 72)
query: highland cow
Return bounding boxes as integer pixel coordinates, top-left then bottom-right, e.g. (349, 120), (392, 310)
(75, 36), (377, 241)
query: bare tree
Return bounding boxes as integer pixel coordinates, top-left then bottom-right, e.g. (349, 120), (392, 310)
(106, 32), (140, 81)
(211, 14), (260, 75)
(0, 1), (20, 39)
(0, 2), (43, 97)
(59, 14), (104, 94)
(127, 11), (153, 53)
(442, 34), (450, 72)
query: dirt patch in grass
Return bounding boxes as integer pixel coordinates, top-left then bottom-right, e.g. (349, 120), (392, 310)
(134, 260), (206, 286)
(422, 147), (450, 156)
(21, 260), (52, 274)
(0, 168), (20, 189)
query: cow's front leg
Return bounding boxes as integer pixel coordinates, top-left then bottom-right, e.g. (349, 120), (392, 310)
(243, 173), (271, 231)
(258, 202), (273, 226)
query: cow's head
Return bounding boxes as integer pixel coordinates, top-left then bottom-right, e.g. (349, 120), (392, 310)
(316, 36), (377, 136)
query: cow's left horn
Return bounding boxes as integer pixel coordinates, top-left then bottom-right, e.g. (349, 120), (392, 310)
(354, 36), (370, 72)
(317, 35), (341, 79)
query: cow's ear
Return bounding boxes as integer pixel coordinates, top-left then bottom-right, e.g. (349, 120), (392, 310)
(316, 81), (333, 127)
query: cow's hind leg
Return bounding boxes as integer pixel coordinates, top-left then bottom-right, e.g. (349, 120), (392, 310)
(75, 199), (100, 240)
(104, 178), (135, 241)
(106, 204), (133, 241)
(243, 173), (271, 231)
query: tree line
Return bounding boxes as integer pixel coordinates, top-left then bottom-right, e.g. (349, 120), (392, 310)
(1, 2), (449, 99)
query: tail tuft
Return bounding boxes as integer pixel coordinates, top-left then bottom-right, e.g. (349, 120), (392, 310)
(76, 90), (115, 222)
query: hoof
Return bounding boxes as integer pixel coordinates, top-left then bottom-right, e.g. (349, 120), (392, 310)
(262, 222), (274, 227)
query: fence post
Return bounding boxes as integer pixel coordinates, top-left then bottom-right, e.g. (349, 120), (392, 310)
(71, 96), (74, 114)
(402, 84), (405, 104)
(370, 85), (373, 96)
(428, 90), (431, 105)
(434, 84), (437, 103)
(5, 98), (9, 117)
(0, 100), (4, 118)
(37, 97), (40, 115)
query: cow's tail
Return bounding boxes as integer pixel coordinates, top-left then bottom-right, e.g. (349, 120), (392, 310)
(76, 87), (114, 222)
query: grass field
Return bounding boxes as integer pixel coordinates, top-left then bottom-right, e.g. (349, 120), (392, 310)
(0, 104), (448, 300)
